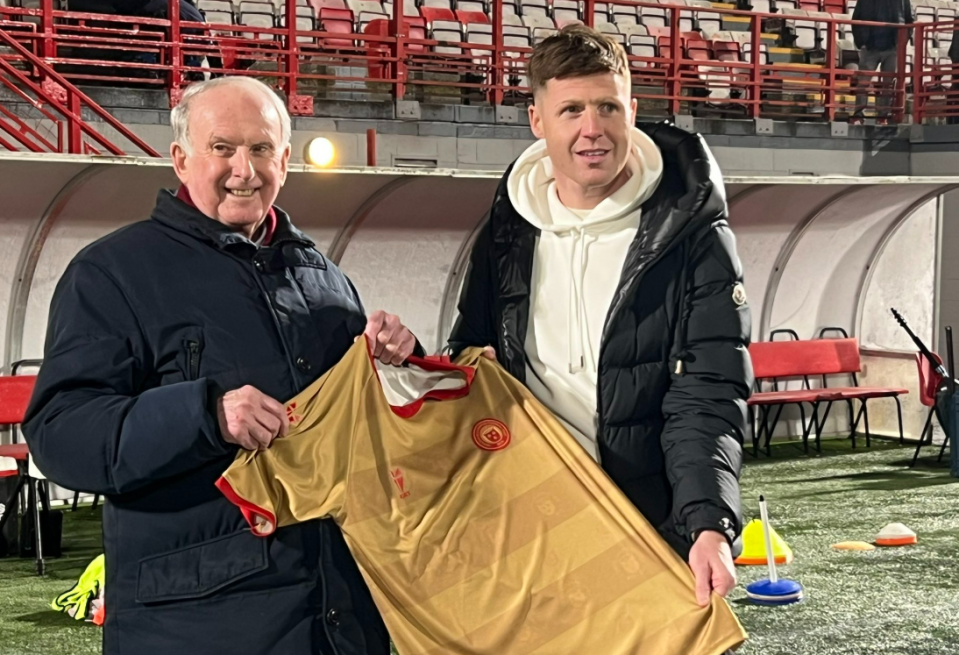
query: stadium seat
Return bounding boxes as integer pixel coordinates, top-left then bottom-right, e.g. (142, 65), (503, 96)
(640, 5), (668, 29)
(240, 1), (276, 15)
(685, 31), (710, 60)
(522, 12), (555, 30)
(239, 12), (276, 40)
(533, 26), (558, 43)
(358, 9), (388, 29)
(611, 3), (639, 24)
(619, 21), (650, 39)
(712, 33), (742, 61)
(280, 13), (316, 42)
(318, 6), (354, 45)
(421, 5), (455, 23)
(421, 0), (451, 7)
(364, 15), (427, 49)
(456, 9), (488, 23)
(502, 11), (523, 25)
(823, 0), (845, 13)
(782, 8), (821, 50)
(382, 0), (421, 16)
(519, 0), (547, 17)
(349, 0), (384, 14)
(431, 19), (463, 52)
(310, 0), (348, 15)
(553, 0), (581, 26)
(466, 21), (492, 58)
(202, 8), (235, 24)
(628, 33), (657, 65)
(453, 0), (484, 12)
(593, 2), (610, 24)
(798, 0), (819, 10)
(198, 0), (235, 18)
(749, 0), (772, 13)
(914, 3), (936, 24)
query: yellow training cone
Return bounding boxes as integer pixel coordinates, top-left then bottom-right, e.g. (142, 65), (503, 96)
(735, 519), (794, 566)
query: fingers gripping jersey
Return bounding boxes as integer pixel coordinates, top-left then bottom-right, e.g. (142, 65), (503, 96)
(216, 340), (747, 655)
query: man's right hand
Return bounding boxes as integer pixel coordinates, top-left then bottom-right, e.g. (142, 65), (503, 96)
(216, 385), (288, 450)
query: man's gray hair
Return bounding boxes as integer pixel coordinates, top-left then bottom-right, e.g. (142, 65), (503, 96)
(170, 77), (292, 154)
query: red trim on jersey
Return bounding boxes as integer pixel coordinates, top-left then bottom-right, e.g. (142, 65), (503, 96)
(176, 185), (277, 246)
(363, 337), (475, 418)
(214, 476), (277, 537)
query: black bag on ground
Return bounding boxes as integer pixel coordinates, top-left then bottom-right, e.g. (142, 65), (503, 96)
(19, 508), (63, 559)
(0, 472), (19, 558)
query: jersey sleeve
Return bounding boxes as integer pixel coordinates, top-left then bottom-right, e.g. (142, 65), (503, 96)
(216, 341), (370, 535)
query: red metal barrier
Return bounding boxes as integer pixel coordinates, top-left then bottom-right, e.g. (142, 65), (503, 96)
(0, 0), (956, 144)
(0, 24), (161, 155)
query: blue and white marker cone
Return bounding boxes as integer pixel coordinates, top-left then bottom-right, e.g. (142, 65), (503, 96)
(745, 495), (804, 606)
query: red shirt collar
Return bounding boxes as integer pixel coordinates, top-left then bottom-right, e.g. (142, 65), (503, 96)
(176, 185), (277, 246)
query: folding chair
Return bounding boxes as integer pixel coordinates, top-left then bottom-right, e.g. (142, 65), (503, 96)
(910, 351), (947, 466)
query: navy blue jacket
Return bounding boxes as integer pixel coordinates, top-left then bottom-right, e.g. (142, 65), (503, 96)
(23, 190), (389, 655)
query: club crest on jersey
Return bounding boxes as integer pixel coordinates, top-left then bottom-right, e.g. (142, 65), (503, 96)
(285, 401), (302, 425)
(472, 419), (511, 451)
(390, 468), (411, 499)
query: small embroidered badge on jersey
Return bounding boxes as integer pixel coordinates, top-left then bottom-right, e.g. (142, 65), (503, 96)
(472, 419), (511, 451)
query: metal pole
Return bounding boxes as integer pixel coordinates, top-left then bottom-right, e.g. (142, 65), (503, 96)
(824, 21), (836, 121)
(366, 128), (377, 166)
(912, 24), (924, 124)
(667, 5), (682, 117)
(749, 14), (762, 119)
(492, 0), (503, 105)
(169, 0), (182, 100)
(392, 0), (407, 99)
(285, 0), (298, 101)
(39, 0), (54, 61)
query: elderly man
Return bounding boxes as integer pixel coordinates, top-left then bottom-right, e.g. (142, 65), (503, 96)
(450, 25), (752, 609)
(23, 77), (410, 654)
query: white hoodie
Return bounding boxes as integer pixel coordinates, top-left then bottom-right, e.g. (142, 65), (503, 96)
(507, 127), (664, 461)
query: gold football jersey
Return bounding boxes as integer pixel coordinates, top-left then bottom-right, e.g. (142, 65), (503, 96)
(217, 339), (746, 655)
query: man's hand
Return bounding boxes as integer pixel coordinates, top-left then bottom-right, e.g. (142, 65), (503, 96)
(217, 385), (288, 451)
(481, 346), (496, 360)
(689, 530), (737, 607)
(363, 310), (417, 366)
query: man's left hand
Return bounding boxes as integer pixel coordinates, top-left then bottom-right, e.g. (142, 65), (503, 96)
(364, 310), (417, 366)
(689, 530), (737, 607)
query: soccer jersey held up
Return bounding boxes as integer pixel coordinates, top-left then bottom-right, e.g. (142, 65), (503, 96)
(216, 339), (747, 655)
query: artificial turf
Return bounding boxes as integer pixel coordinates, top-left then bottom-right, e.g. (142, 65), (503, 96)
(0, 439), (956, 655)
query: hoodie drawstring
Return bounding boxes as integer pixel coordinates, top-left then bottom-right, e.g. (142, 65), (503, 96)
(674, 241), (691, 376)
(568, 226), (599, 374)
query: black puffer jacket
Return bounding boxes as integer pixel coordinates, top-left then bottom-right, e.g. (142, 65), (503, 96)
(449, 122), (752, 559)
(852, 0), (913, 51)
(23, 191), (388, 655)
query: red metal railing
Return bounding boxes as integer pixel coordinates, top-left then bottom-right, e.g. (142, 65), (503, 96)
(0, 8), (162, 155)
(1, 0), (957, 155)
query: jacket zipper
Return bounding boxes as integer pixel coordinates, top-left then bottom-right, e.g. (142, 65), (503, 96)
(594, 231), (698, 450)
(186, 340), (200, 380)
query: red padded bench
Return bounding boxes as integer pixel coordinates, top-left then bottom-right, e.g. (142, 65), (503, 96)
(748, 338), (907, 455)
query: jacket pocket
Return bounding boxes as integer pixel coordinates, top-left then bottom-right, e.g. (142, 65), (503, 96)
(184, 338), (202, 381)
(136, 530), (269, 604)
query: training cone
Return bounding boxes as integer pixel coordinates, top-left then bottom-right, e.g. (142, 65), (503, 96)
(745, 578), (804, 606)
(831, 541), (876, 551)
(875, 522), (917, 547)
(735, 519), (794, 566)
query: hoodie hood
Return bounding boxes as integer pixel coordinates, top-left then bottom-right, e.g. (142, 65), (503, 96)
(506, 126), (664, 233)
